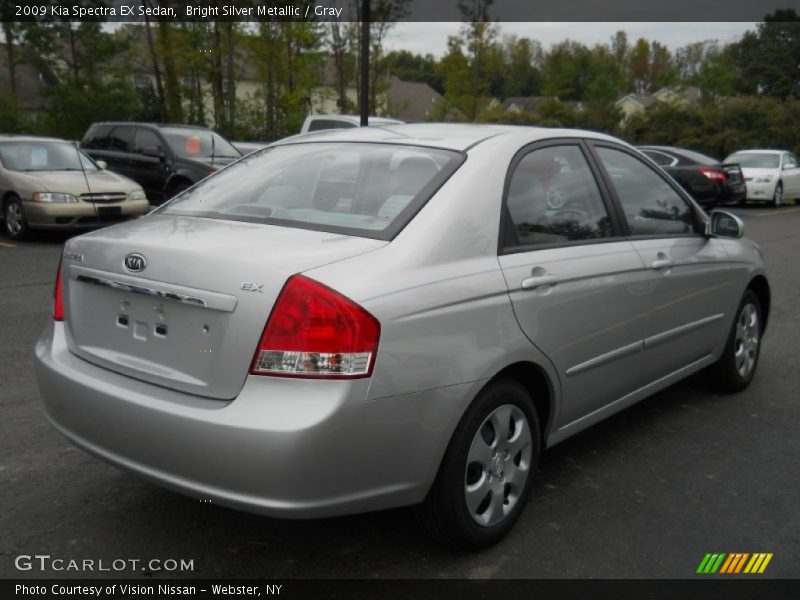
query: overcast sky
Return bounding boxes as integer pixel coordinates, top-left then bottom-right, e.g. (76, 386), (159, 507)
(384, 22), (758, 56)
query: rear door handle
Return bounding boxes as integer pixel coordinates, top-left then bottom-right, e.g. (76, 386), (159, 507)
(521, 274), (559, 290)
(651, 259), (674, 270)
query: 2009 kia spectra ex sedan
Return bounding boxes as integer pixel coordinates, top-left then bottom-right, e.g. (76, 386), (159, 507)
(35, 124), (770, 549)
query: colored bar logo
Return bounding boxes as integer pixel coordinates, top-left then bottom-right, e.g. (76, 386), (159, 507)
(696, 553), (773, 574)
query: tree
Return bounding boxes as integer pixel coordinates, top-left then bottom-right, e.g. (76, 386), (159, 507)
(458, 0), (497, 119)
(729, 10), (800, 98)
(501, 36), (542, 98)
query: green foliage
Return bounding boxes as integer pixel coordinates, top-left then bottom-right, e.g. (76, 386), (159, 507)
(0, 93), (29, 133)
(622, 97), (800, 159)
(730, 12), (800, 98)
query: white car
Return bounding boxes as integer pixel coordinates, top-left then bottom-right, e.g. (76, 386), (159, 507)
(724, 149), (800, 207)
(300, 114), (404, 134)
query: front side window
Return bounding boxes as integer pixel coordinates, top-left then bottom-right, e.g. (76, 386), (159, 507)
(159, 142), (463, 239)
(595, 146), (699, 236)
(133, 128), (163, 154)
(505, 145), (612, 248)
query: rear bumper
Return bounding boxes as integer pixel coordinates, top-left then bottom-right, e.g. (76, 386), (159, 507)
(24, 199), (150, 229)
(34, 321), (464, 518)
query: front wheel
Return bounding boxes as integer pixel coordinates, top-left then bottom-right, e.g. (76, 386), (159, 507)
(417, 379), (540, 550)
(4, 195), (29, 241)
(708, 290), (763, 392)
(772, 182), (783, 207)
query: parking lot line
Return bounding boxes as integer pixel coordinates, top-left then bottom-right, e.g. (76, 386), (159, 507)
(0, 241), (16, 248)
(753, 207), (800, 217)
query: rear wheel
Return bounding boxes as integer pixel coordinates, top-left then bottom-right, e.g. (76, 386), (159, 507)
(708, 290), (762, 392)
(772, 182), (783, 207)
(4, 195), (29, 241)
(417, 379), (540, 550)
(169, 182), (191, 198)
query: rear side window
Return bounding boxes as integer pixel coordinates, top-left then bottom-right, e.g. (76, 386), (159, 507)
(159, 143), (464, 240)
(505, 145), (613, 248)
(82, 125), (112, 150)
(133, 128), (163, 154)
(641, 150), (675, 167)
(107, 126), (135, 152)
(595, 147), (699, 236)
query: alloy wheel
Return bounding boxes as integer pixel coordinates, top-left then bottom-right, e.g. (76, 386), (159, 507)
(6, 202), (22, 235)
(773, 183), (783, 207)
(734, 302), (760, 378)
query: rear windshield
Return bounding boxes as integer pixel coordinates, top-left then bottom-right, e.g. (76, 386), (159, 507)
(158, 142), (464, 240)
(725, 153), (780, 169)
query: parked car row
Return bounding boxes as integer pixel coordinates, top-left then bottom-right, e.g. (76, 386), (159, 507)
(0, 135), (150, 240)
(4, 118), (799, 241)
(639, 145), (800, 209)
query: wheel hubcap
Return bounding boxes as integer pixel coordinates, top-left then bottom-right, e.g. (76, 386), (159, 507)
(6, 203), (22, 234)
(465, 404), (532, 527)
(734, 303), (760, 378)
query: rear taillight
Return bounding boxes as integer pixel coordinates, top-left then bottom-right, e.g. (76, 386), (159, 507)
(53, 257), (64, 321)
(250, 275), (380, 378)
(699, 168), (727, 182)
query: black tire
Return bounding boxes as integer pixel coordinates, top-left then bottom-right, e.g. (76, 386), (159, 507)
(3, 195), (29, 241)
(708, 290), (763, 393)
(416, 379), (541, 550)
(772, 182), (783, 207)
(169, 182), (191, 198)
(736, 197), (747, 207)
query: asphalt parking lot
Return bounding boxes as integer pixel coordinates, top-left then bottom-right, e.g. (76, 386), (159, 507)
(1, 205), (798, 580)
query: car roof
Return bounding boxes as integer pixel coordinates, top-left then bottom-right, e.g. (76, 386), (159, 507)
(0, 134), (70, 143)
(639, 145), (680, 153)
(277, 123), (621, 152)
(88, 122), (211, 131)
(307, 115), (403, 124)
(728, 149), (787, 155)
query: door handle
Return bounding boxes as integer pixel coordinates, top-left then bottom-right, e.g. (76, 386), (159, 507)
(521, 274), (559, 290)
(651, 258), (674, 270)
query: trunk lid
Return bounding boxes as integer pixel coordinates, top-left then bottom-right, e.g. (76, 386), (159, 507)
(61, 215), (385, 399)
(720, 163), (744, 186)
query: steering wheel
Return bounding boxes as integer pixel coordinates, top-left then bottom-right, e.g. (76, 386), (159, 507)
(539, 208), (590, 223)
(546, 184), (567, 209)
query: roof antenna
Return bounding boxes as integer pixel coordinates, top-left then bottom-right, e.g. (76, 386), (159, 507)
(210, 130), (216, 165)
(72, 140), (100, 226)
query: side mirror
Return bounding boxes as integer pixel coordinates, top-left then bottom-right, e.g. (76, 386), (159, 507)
(707, 210), (744, 239)
(142, 146), (165, 160)
(95, 160), (107, 170)
(783, 163), (793, 171)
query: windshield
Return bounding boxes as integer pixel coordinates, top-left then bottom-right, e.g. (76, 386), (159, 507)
(0, 142), (98, 172)
(161, 128), (241, 160)
(725, 153), (780, 169)
(159, 142), (464, 240)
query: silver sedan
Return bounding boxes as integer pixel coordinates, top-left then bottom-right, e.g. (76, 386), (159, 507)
(34, 124), (769, 549)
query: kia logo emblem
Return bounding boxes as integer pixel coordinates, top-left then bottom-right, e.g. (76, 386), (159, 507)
(124, 253), (147, 272)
